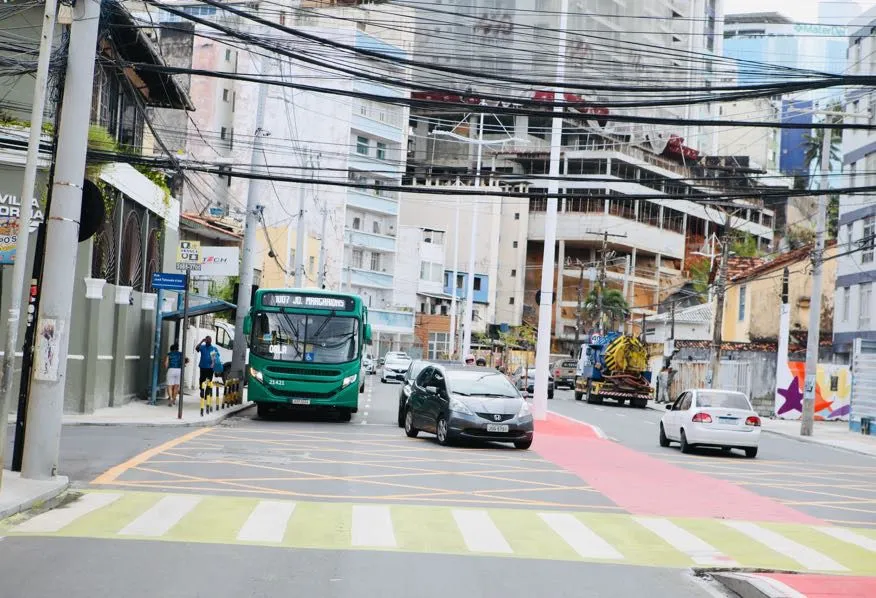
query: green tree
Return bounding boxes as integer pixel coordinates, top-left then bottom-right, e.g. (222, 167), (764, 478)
(583, 288), (629, 332)
(688, 258), (711, 300)
(801, 102), (843, 189)
(730, 233), (762, 257)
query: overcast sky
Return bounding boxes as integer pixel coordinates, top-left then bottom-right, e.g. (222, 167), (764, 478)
(723, 0), (872, 24)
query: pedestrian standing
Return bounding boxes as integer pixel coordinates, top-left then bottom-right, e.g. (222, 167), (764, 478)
(195, 336), (216, 389)
(163, 343), (184, 407)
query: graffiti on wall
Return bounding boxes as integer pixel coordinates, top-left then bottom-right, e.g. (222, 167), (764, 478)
(775, 362), (851, 420)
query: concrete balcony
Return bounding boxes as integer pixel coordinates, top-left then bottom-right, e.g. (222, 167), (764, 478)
(346, 189), (399, 216)
(345, 228), (397, 252)
(352, 113), (404, 143)
(370, 308), (415, 334)
(347, 152), (405, 177)
(350, 268), (393, 289)
(528, 212), (685, 259)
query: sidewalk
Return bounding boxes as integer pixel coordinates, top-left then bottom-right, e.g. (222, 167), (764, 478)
(0, 470), (69, 520)
(648, 400), (876, 458)
(708, 571), (876, 598)
(7, 390), (252, 427)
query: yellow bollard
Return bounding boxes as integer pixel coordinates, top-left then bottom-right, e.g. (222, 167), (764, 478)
(211, 379), (218, 413)
(200, 380), (207, 416)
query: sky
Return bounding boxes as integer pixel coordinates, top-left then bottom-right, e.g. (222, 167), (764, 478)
(723, 0), (873, 24)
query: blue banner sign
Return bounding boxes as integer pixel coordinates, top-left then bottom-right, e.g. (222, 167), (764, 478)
(151, 272), (187, 291)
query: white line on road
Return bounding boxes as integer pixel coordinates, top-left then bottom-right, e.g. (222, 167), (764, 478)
(816, 526), (876, 552)
(615, 413), (626, 417)
(595, 407), (605, 411)
(723, 521), (848, 571)
(539, 513), (624, 560)
(119, 495), (202, 537)
(237, 500), (296, 543)
(352, 505), (396, 548)
(634, 517), (737, 566)
(14, 493), (122, 533)
(453, 509), (513, 554)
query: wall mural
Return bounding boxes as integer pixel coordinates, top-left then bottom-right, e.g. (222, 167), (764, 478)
(775, 362), (851, 420)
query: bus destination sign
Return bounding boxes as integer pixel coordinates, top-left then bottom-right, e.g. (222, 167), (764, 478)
(262, 293), (354, 311)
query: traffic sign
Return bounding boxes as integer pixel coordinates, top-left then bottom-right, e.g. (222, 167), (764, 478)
(151, 272), (187, 291)
(176, 240), (201, 271)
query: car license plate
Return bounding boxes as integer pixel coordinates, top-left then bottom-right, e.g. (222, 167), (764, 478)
(291, 399), (310, 405)
(486, 424), (509, 433)
(719, 416), (738, 424)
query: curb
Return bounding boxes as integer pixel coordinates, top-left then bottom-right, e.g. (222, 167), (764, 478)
(703, 571), (806, 598)
(546, 409), (610, 440)
(0, 475), (70, 521)
(58, 402), (253, 428)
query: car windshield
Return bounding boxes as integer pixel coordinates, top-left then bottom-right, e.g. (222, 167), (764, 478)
(696, 391), (750, 410)
(250, 311), (358, 364)
(447, 370), (519, 397)
(386, 353), (409, 362)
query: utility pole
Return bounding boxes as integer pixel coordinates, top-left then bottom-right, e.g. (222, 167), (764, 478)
(801, 127), (831, 436)
(574, 259), (585, 345)
(231, 57), (271, 380)
(597, 231), (608, 335)
(461, 108), (485, 360)
(294, 151), (309, 288)
(449, 188), (461, 358)
(0, 0), (58, 487)
(317, 205), (328, 289)
(533, 0), (568, 421)
(707, 212), (731, 389)
(20, 0), (100, 481)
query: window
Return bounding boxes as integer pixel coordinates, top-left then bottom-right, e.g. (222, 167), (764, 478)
(352, 217), (361, 230)
(456, 274), (464, 289)
(420, 262), (442, 283)
(370, 252), (381, 271)
(830, 375), (839, 392)
(222, 89), (230, 102)
(843, 287), (850, 322)
(352, 249), (363, 269)
(514, 212), (520, 220)
(473, 277), (482, 292)
(512, 241), (518, 248)
(279, 11), (286, 25)
(372, 221), (380, 234)
(511, 269), (517, 277)
(850, 162), (857, 187)
(428, 332), (450, 360)
(228, 128), (234, 150)
(738, 285), (746, 320)
(220, 126), (227, 140)
(509, 297), (515, 305)
(376, 142), (386, 160)
(864, 217), (875, 263)
(224, 49), (232, 61)
(356, 136), (369, 155)
(308, 256), (315, 273)
(860, 283), (872, 328)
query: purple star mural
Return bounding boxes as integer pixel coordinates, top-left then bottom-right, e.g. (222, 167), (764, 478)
(777, 377), (803, 416)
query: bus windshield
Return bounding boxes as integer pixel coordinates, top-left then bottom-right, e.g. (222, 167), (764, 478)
(251, 311), (359, 364)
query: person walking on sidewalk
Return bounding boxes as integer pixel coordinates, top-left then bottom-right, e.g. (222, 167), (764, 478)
(195, 336), (218, 389)
(163, 343), (184, 407)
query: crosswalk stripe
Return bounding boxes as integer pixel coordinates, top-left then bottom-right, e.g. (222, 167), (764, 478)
(816, 526), (876, 553)
(634, 517), (736, 566)
(118, 495), (202, 537)
(540, 513), (623, 560)
(13, 493), (122, 533)
(452, 509), (512, 554)
(351, 505), (396, 548)
(723, 521), (848, 572)
(237, 501), (296, 543)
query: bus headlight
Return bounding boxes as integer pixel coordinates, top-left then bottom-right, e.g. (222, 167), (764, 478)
(249, 367), (263, 383)
(342, 374), (358, 388)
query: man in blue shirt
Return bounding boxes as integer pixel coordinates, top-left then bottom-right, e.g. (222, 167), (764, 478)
(195, 336), (218, 388)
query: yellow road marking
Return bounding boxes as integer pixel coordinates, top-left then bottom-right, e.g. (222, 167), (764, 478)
(92, 427), (213, 485)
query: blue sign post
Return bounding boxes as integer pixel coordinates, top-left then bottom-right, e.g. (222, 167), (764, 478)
(151, 272), (187, 292)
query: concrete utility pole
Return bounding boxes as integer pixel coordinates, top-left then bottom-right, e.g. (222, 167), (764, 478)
(574, 259), (585, 345)
(461, 109), (485, 360)
(0, 0), (58, 488)
(801, 129), (831, 436)
(20, 0), (100, 481)
(597, 231), (608, 334)
(294, 151), (309, 288)
(231, 58), (271, 380)
(449, 190), (461, 358)
(317, 206), (328, 289)
(533, 0), (569, 421)
(707, 213), (731, 389)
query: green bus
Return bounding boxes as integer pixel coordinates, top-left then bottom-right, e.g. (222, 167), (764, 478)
(243, 289), (371, 420)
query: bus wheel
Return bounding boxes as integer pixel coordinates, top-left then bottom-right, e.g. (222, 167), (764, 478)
(256, 403), (271, 419)
(338, 409), (352, 423)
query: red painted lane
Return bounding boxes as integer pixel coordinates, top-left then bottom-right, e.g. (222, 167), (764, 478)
(764, 573), (876, 597)
(533, 414), (822, 524)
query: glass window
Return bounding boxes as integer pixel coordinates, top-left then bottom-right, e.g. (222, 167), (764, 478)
(738, 285), (746, 321)
(415, 366), (433, 387)
(511, 269), (517, 277)
(446, 369), (519, 397)
(509, 297), (515, 304)
(863, 217), (874, 263)
(695, 391), (751, 410)
(473, 277), (482, 291)
(370, 252), (380, 271)
(376, 142), (386, 160)
(356, 136), (369, 155)
(352, 217), (361, 230)
(222, 89), (229, 102)
(512, 241), (518, 248)
(679, 393), (692, 410)
(842, 287), (850, 322)
(352, 249), (363, 269)
(428, 332), (450, 359)
(372, 220), (380, 234)
(250, 312), (359, 364)
(860, 283), (872, 328)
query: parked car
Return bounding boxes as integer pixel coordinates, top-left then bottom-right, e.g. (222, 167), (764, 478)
(659, 389), (761, 458)
(363, 354), (376, 375)
(403, 364), (533, 449)
(381, 352), (412, 383)
(552, 359), (578, 389)
(515, 367), (554, 399)
(398, 360), (433, 427)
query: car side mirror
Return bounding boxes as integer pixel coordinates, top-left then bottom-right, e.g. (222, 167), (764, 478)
(425, 385), (438, 394)
(364, 323), (372, 343)
(243, 315), (252, 336)
(665, 404), (673, 410)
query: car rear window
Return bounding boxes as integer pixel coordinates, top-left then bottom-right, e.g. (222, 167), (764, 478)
(696, 392), (751, 410)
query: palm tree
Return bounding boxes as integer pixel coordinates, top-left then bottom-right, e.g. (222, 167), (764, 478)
(582, 288), (630, 333)
(801, 101), (843, 187)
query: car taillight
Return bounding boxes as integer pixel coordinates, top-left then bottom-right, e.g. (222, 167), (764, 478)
(554, 369), (561, 375)
(691, 412), (712, 423)
(745, 416), (761, 427)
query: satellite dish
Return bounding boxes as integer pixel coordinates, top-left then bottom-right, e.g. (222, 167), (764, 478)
(78, 180), (105, 242)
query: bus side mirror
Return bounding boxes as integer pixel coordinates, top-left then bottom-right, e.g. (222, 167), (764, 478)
(243, 315), (252, 336)
(364, 323), (372, 343)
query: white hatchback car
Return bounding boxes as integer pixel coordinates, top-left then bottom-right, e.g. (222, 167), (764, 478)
(659, 389), (762, 458)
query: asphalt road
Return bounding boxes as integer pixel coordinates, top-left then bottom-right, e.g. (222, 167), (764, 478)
(546, 388), (876, 527)
(4, 375), (876, 597)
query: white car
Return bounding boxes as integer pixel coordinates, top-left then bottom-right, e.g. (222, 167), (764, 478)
(363, 354), (376, 374)
(659, 389), (761, 458)
(381, 352), (412, 383)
